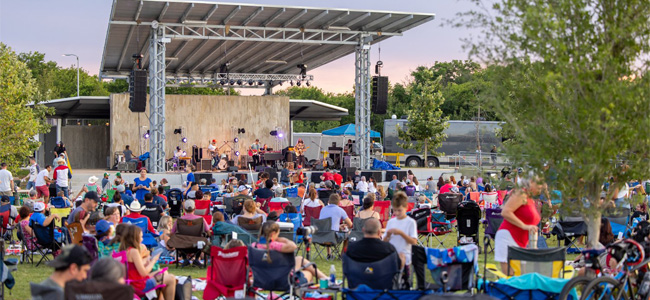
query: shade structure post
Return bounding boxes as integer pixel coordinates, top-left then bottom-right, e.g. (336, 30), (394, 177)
(354, 35), (372, 169)
(149, 24), (167, 173)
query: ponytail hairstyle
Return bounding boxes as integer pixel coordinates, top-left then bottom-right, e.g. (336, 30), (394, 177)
(309, 188), (317, 201)
(259, 221), (280, 263)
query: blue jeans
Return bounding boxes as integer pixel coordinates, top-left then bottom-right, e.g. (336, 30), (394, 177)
(56, 185), (69, 198)
(26, 181), (35, 190)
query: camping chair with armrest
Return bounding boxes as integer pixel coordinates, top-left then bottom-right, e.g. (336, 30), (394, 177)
(287, 197), (302, 212)
(278, 213), (303, 243)
(105, 188), (116, 203)
(194, 199), (213, 227)
(411, 244), (479, 292)
(64, 280), (134, 300)
(141, 207), (163, 228)
(496, 190), (508, 205)
(482, 208), (504, 253)
(310, 217), (343, 260)
(30, 220), (62, 267)
(81, 235), (99, 264)
(342, 251), (401, 290)
(50, 197), (70, 208)
(122, 215), (160, 249)
(485, 246), (574, 280)
(438, 193), (463, 222)
(373, 201), (391, 228)
(302, 206), (322, 226)
(237, 216), (263, 235)
(0, 208), (10, 241)
(16, 222), (36, 264)
(347, 217), (368, 243)
(111, 251), (168, 299)
(256, 197), (272, 213)
(66, 222), (84, 246)
(469, 192), (480, 203)
(203, 246), (252, 300)
(248, 246), (308, 300)
(318, 190), (333, 206)
(167, 218), (209, 268)
(269, 202), (290, 216)
(341, 205), (355, 222)
(412, 208), (452, 248)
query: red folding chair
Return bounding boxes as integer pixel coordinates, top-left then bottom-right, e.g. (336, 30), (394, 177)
(268, 202), (290, 216)
(469, 192), (480, 202)
(194, 199), (213, 227)
(340, 205), (355, 222)
(256, 197), (272, 213)
(496, 190), (508, 205)
(373, 201), (391, 228)
(407, 202), (415, 212)
(203, 246), (252, 300)
(303, 206), (322, 226)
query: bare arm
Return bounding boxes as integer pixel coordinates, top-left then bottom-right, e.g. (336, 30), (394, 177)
(501, 191), (537, 233)
(276, 237), (298, 253)
(128, 248), (156, 276)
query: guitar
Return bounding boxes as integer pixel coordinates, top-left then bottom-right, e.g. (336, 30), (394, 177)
(295, 146), (310, 156)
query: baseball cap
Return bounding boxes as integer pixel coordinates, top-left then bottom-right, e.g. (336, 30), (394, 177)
(0, 196), (9, 203)
(237, 185), (248, 192)
(84, 191), (100, 202)
(96, 220), (113, 235)
(104, 172), (109, 177)
(34, 202), (45, 212)
(116, 185), (125, 192)
(116, 172), (122, 177)
(212, 139), (216, 143)
(184, 199), (196, 210)
(46, 245), (93, 269)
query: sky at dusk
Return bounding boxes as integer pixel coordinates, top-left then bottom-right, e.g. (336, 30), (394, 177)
(0, 0), (481, 95)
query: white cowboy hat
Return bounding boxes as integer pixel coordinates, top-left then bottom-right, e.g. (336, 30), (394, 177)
(127, 201), (145, 212)
(88, 176), (99, 184)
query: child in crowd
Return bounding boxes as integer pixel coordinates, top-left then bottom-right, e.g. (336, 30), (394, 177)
(416, 195), (433, 209)
(156, 215), (173, 257)
(383, 192), (418, 288)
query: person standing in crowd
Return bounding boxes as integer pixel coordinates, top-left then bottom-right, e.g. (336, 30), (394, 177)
(53, 158), (71, 198)
(0, 163), (14, 197)
(383, 192), (418, 281)
(388, 175), (399, 191)
(53, 141), (67, 158)
(22, 157), (40, 191)
(368, 177), (378, 194)
(491, 145), (498, 167)
(30, 245), (92, 300)
(35, 165), (52, 201)
(280, 162), (291, 187)
(132, 168), (152, 204)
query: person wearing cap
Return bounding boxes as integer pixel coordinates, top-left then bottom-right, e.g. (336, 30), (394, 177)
(333, 170), (343, 187)
(403, 179), (416, 196)
(171, 199), (209, 234)
(115, 172), (125, 186)
(115, 184), (134, 207)
(121, 201), (158, 235)
(29, 202), (65, 243)
(133, 169), (152, 204)
(208, 139), (219, 168)
(22, 157), (40, 191)
(53, 158), (71, 198)
(35, 165), (52, 201)
(236, 184), (250, 196)
(95, 219), (114, 245)
(66, 191), (100, 226)
(30, 244), (92, 300)
(0, 162), (14, 197)
(101, 172), (110, 191)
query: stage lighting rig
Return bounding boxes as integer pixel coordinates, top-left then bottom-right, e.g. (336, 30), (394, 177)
(306, 81), (311, 87)
(297, 81), (302, 87)
(297, 64), (307, 79)
(143, 130), (150, 139)
(237, 128), (246, 134)
(181, 137), (187, 143)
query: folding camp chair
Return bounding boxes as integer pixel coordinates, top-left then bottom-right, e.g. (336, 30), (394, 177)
(278, 213), (303, 243)
(412, 244), (479, 292)
(168, 218), (209, 268)
(248, 246), (306, 300)
(303, 206), (322, 226)
(194, 199), (213, 227)
(30, 220), (62, 267)
(341, 205), (355, 221)
(16, 223), (36, 264)
(64, 280), (134, 300)
(348, 217), (368, 243)
(203, 246), (251, 300)
(50, 197), (70, 208)
(311, 217), (343, 260)
(318, 190), (333, 205)
(469, 192), (480, 203)
(122, 215), (159, 248)
(414, 209), (452, 248)
(374, 200), (391, 227)
(256, 197), (272, 213)
(485, 246), (574, 280)
(342, 251), (401, 290)
(287, 197), (302, 212)
(141, 205), (163, 228)
(66, 222), (84, 246)
(286, 187), (298, 198)
(496, 191), (507, 205)
(604, 208), (631, 239)
(166, 188), (184, 218)
(551, 216), (588, 253)
(269, 201), (290, 216)
(483, 208), (504, 253)
(485, 273), (573, 300)
(438, 193), (463, 221)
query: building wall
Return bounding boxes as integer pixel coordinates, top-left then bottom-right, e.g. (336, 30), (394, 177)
(61, 125), (110, 169)
(110, 93), (291, 164)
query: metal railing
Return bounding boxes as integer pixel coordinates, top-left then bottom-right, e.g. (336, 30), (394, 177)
(452, 151), (512, 170)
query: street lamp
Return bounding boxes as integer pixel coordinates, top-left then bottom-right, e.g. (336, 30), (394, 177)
(62, 54), (79, 97)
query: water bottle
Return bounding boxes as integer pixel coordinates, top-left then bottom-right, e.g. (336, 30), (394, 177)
(329, 264), (336, 285)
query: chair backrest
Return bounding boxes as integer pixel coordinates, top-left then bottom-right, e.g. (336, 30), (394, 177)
(456, 201), (481, 238)
(0, 209), (9, 235)
(50, 197), (68, 208)
(351, 217), (369, 233)
(303, 206), (322, 226)
(340, 205), (355, 221)
(318, 190), (333, 205)
(269, 202), (289, 216)
(248, 246), (295, 292)
(496, 190), (508, 205)
(411, 245), (477, 292)
(256, 197), (272, 213)
(507, 246), (566, 278)
(106, 189), (116, 202)
(30, 220), (54, 246)
(373, 201), (391, 227)
(177, 218), (205, 236)
(237, 216), (263, 231)
(287, 197), (302, 210)
(484, 208), (504, 238)
(122, 216), (152, 235)
(278, 213), (302, 233)
(64, 280), (134, 300)
(311, 217), (333, 233)
(469, 192), (480, 202)
(285, 187), (298, 198)
(195, 199), (213, 226)
(342, 251), (400, 290)
(438, 193), (462, 219)
(81, 235), (99, 263)
(66, 222), (84, 246)
(141, 206), (162, 228)
(167, 188), (184, 218)
(410, 208), (431, 232)
(204, 246), (249, 300)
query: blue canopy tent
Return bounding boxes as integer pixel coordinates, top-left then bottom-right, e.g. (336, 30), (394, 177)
(322, 124), (381, 138)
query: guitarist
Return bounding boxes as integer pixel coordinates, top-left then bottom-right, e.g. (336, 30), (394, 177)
(250, 139), (261, 167)
(294, 138), (308, 168)
(208, 139), (219, 168)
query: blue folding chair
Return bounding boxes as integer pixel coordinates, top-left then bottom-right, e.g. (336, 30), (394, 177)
(122, 216), (159, 248)
(278, 213), (303, 242)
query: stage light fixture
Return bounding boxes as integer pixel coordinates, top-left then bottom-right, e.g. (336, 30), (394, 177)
(220, 79), (226, 85)
(297, 63), (307, 79)
(237, 128), (246, 134)
(219, 62), (230, 74)
(181, 137), (187, 143)
(297, 80), (301, 86)
(237, 79), (243, 85)
(182, 151), (187, 156)
(258, 80), (265, 86)
(306, 81), (311, 87)
(248, 79), (254, 85)
(229, 79), (235, 85)
(278, 81), (283, 86)
(234, 151), (240, 156)
(278, 132), (283, 138)
(143, 130), (150, 139)
(270, 130), (278, 136)
(173, 128), (182, 135)
(234, 137), (239, 143)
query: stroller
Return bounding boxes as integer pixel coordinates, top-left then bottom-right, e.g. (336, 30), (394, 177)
(457, 201), (481, 245)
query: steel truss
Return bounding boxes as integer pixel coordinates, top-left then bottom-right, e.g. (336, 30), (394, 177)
(165, 73), (314, 88)
(149, 25), (168, 173)
(355, 35), (373, 170)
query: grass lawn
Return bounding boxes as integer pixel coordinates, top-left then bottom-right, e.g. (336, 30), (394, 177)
(5, 229), (579, 300)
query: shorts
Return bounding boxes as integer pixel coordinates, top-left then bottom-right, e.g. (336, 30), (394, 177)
(36, 185), (49, 198)
(494, 229), (519, 263)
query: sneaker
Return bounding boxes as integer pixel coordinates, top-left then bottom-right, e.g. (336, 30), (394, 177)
(326, 254), (333, 260)
(192, 259), (203, 268)
(181, 259), (191, 267)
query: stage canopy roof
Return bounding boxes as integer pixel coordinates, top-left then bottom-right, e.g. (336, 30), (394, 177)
(323, 124), (380, 138)
(100, 0), (435, 82)
(34, 96), (348, 121)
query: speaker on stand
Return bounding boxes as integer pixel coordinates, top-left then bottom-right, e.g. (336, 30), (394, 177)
(372, 76), (388, 114)
(129, 70), (147, 113)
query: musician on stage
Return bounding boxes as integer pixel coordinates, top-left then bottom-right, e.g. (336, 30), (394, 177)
(250, 139), (261, 167)
(174, 146), (186, 167)
(295, 138), (307, 168)
(208, 139), (218, 168)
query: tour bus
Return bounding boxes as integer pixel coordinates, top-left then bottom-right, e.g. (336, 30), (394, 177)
(383, 118), (502, 167)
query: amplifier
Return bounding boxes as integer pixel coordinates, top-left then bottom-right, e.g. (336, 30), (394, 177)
(344, 156), (360, 168)
(200, 159), (212, 171)
(264, 152), (284, 161)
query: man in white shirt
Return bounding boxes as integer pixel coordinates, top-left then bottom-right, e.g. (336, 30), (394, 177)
(52, 159), (71, 198)
(208, 139), (218, 168)
(21, 157), (40, 191)
(35, 165), (52, 200)
(0, 163), (14, 197)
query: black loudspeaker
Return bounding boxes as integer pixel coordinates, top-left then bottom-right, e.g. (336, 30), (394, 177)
(227, 166), (239, 172)
(372, 76), (388, 114)
(200, 159), (212, 171)
(385, 170), (407, 182)
(255, 166), (266, 172)
(310, 172), (324, 184)
(192, 147), (202, 163)
(264, 167), (278, 180)
(228, 160), (235, 167)
(341, 167), (357, 182)
(361, 171), (383, 183)
(195, 173), (213, 183)
(129, 70), (147, 112)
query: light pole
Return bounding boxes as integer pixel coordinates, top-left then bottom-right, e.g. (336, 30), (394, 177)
(62, 54), (79, 97)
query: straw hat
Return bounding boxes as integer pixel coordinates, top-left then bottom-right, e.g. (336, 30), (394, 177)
(88, 176), (99, 184)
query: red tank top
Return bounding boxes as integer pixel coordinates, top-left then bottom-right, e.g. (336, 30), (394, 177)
(499, 198), (541, 247)
(126, 248), (147, 292)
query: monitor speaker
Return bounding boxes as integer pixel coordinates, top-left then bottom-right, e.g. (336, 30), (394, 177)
(200, 159), (212, 171)
(195, 173), (213, 183)
(227, 166), (239, 172)
(372, 76), (388, 114)
(264, 167), (278, 180)
(129, 70), (147, 113)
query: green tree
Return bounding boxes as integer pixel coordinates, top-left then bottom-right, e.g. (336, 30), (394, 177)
(397, 73), (449, 167)
(460, 0), (650, 247)
(0, 43), (53, 172)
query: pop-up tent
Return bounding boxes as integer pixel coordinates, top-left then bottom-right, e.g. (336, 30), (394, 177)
(322, 124), (381, 138)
